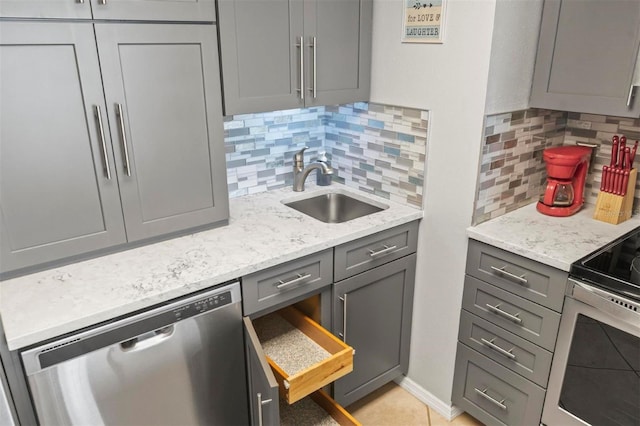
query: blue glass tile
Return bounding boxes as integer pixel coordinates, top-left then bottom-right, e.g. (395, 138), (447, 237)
(368, 119), (385, 129)
(384, 147), (401, 157)
(398, 133), (415, 143)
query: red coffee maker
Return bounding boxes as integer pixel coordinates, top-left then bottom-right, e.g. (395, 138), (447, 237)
(537, 146), (592, 217)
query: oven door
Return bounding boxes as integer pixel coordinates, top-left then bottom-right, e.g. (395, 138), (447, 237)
(542, 280), (640, 426)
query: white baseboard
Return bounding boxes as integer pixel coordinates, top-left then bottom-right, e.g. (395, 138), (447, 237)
(394, 376), (464, 421)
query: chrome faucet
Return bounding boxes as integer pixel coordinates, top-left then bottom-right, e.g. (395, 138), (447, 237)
(293, 147), (333, 192)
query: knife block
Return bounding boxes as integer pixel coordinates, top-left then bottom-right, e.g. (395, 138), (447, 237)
(593, 168), (637, 224)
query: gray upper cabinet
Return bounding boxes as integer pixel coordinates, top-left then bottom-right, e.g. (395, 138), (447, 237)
(0, 22), (127, 274)
(530, 0), (640, 117)
(0, 1), (91, 19)
(217, 0), (372, 115)
(95, 24), (228, 242)
(1, 22), (228, 276)
(89, 0), (216, 22)
(0, 0), (215, 21)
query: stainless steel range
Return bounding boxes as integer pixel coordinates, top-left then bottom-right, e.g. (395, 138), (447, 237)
(542, 228), (640, 426)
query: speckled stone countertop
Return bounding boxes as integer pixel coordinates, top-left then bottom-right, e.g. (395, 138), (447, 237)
(467, 202), (640, 272)
(1, 184), (422, 350)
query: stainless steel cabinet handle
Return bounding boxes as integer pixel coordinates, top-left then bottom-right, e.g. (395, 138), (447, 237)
(490, 265), (528, 285)
(93, 105), (111, 180)
(338, 294), (348, 342)
(276, 273), (311, 289)
(369, 245), (398, 258)
(115, 103), (131, 177)
(256, 393), (272, 426)
(76, 0), (84, 4)
(99, 0), (107, 5)
(309, 36), (317, 98)
(485, 303), (523, 324)
(627, 85), (637, 107)
(474, 388), (507, 410)
(480, 337), (517, 360)
(296, 36), (304, 100)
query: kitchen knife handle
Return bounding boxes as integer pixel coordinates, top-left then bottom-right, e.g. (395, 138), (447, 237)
(94, 105), (111, 180)
(627, 85), (637, 107)
(622, 170), (630, 196)
(600, 166), (607, 191)
(116, 103), (131, 177)
(296, 36), (304, 100)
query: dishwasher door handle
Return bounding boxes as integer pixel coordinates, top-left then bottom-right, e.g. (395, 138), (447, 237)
(120, 325), (174, 352)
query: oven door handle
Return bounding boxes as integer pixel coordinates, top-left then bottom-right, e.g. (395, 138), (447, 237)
(569, 279), (640, 331)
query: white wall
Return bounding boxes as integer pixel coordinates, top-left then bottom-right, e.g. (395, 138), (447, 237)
(485, 0), (543, 114)
(369, 0), (497, 409)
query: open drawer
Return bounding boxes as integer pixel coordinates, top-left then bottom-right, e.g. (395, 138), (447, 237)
(280, 390), (361, 426)
(252, 306), (354, 404)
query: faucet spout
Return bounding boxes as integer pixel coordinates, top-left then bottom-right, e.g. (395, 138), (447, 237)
(293, 161), (333, 192)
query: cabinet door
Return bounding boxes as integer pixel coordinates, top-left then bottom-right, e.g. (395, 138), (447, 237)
(530, 0), (640, 117)
(218, 0), (304, 115)
(95, 23), (229, 242)
(89, 0), (215, 22)
(0, 0), (92, 19)
(0, 22), (126, 275)
(243, 317), (280, 426)
(333, 254), (416, 407)
(304, 0), (372, 107)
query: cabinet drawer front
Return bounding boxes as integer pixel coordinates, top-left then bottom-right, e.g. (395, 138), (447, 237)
(452, 344), (545, 426)
(462, 276), (561, 351)
(281, 390), (360, 426)
(243, 250), (333, 316)
(458, 311), (553, 387)
(335, 221), (418, 281)
(466, 240), (567, 312)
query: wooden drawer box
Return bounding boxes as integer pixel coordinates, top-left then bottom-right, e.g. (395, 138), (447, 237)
(466, 239), (567, 312)
(458, 310), (553, 387)
(252, 306), (354, 404)
(462, 276), (561, 352)
(335, 221), (418, 281)
(281, 390), (361, 425)
(243, 249), (333, 316)
(453, 344), (545, 426)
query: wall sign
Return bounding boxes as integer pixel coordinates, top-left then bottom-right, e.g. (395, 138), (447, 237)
(402, 0), (445, 43)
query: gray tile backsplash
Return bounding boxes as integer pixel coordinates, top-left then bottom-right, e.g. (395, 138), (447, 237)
(224, 102), (428, 208)
(473, 109), (640, 224)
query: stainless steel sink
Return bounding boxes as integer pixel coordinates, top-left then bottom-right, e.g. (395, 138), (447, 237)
(284, 192), (387, 223)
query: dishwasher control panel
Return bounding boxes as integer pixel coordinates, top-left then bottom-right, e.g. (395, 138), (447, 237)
(173, 291), (232, 320)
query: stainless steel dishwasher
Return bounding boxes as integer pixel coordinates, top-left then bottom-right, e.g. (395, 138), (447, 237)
(20, 281), (249, 425)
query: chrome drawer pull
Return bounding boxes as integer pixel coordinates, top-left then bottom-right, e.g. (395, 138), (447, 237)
(256, 392), (272, 426)
(474, 388), (507, 410)
(308, 36), (317, 98)
(115, 103), (131, 177)
(480, 337), (517, 360)
(276, 273), (311, 289)
(296, 36), (304, 100)
(369, 245), (398, 258)
(93, 105), (111, 180)
(627, 85), (637, 107)
(338, 294), (348, 342)
(485, 303), (523, 324)
(490, 265), (528, 285)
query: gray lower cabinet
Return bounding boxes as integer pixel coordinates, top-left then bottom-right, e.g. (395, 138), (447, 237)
(243, 317), (280, 426)
(217, 0), (372, 115)
(332, 253), (416, 407)
(530, 0), (640, 117)
(0, 22), (228, 276)
(0, 22), (127, 274)
(452, 239), (566, 425)
(0, 0), (215, 21)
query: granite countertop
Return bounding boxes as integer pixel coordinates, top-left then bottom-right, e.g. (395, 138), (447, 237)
(467, 203), (640, 271)
(1, 184), (422, 350)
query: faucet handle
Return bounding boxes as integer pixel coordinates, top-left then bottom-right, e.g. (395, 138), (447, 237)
(293, 146), (309, 166)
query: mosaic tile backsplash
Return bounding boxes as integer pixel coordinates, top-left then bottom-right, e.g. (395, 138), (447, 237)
(473, 109), (566, 224)
(474, 109), (640, 225)
(224, 103), (428, 208)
